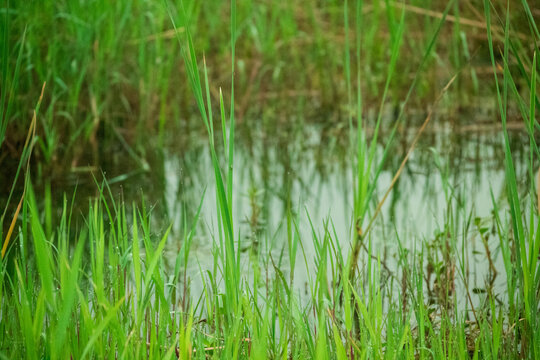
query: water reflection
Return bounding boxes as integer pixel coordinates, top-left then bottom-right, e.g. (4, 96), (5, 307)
(157, 121), (530, 304)
(2, 116), (530, 306)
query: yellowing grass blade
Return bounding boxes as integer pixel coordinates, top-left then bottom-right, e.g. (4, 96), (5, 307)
(1, 82), (45, 259)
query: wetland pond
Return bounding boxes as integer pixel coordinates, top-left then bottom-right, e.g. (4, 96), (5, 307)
(35, 109), (533, 310)
(3, 0), (539, 356)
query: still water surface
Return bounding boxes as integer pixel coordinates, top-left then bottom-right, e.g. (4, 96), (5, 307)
(19, 116), (531, 307)
(150, 120), (530, 306)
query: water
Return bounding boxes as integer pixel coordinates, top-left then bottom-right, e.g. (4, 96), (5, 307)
(151, 118), (531, 305)
(4, 113), (532, 307)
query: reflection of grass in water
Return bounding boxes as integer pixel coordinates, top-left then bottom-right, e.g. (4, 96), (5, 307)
(1, 0), (540, 359)
(0, 0), (536, 176)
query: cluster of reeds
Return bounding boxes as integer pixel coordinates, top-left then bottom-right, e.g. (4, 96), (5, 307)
(1, 0), (532, 173)
(0, 0), (539, 358)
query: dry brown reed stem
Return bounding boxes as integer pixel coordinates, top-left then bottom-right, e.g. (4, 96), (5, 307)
(357, 72), (481, 329)
(347, 75), (457, 285)
(362, 75), (457, 239)
(393, 3), (487, 29)
(129, 27), (185, 44)
(1, 82), (45, 259)
(389, 2), (530, 41)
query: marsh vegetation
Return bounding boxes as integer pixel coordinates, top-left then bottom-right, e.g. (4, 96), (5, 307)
(1, 0), (540, 358)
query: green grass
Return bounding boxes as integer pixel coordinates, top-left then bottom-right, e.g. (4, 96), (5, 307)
(1, 0), (540, 358)
(1, 0), (536, 171)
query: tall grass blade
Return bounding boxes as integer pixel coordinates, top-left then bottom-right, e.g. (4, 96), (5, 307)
(2, 82), (45, 259)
